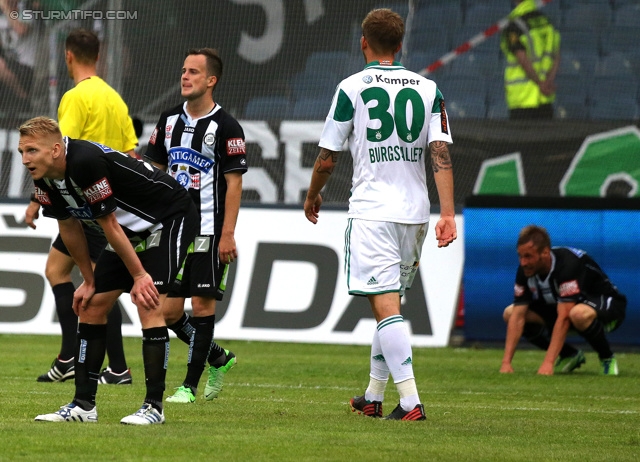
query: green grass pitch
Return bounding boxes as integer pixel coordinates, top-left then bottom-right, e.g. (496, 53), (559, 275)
(2, 334), (639, 461)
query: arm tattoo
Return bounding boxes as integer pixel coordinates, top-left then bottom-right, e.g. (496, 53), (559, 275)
(430, 141), (452, 173)
(315, 148), (339, 175)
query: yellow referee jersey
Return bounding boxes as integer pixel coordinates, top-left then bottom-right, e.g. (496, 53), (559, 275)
(58, 76), (138, 152)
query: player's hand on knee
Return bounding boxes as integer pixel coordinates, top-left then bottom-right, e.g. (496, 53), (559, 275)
(131, 272), (160, 310)
(73, 281), (95, 314)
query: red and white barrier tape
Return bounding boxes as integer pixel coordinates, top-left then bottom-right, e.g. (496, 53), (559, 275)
(418, 0), (555, 77)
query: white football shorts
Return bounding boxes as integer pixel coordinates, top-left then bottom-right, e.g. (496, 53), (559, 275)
(344, 218), (428, 297)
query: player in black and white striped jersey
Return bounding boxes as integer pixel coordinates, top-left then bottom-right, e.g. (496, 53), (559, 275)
(20, 117), (199, 424)
(145, 48), (247, 403)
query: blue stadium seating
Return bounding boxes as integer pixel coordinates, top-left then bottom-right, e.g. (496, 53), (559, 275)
(449, 50), (500, 78)
(375, 2), (408, 19)
(589, 99), (638, 120)
(557, 51), (597, 77)
(452, 28), (501, 56)
(290, 98), (330, 120)
(562, 3), (613, 30)
(588, 75), (639, 120)
(290, 70), (339, 102)
(410, 24), (451, 55)
(487, 98), (509, 119)
(555, 75), (590, 120)
(304, 51), (352, 78)
(559, 30), (600, 55)
(486, 79), (505, 106)
(555, 97), (590, 120)
(613, 3), (640, 26)
(463, 3), (510, 29)
(601, 26), (639, 55)
(445, 97), (487, 119)
(412, 4), (463, 31)
(589, 75), (637, 99)
(404, 51), (441, 74)
(595, 52), (635, 77)
(243, 96), (290, 120)
(439, 76), (488, 99)
(541, 0), (562, 26)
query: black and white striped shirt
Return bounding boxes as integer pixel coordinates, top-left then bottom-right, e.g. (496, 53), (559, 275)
(144, 102), (247, 235)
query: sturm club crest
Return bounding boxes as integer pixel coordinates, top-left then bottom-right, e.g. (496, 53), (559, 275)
(203, 133), (215, 146)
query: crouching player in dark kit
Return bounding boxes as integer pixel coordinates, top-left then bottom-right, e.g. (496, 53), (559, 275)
(500, 225), (626, 376)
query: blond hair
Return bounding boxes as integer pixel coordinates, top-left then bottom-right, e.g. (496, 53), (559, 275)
(19, 117), (62, 139)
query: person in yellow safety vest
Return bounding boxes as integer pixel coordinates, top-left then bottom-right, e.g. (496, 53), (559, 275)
(500, 0), (560, 119)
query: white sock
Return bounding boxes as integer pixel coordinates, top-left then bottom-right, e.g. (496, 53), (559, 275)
(365, 328), (389, 402)
(377, 315), (421, 410)
(397, 378), (420, 411)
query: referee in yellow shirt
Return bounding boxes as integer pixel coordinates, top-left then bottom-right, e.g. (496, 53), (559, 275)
(26, 28), (138, 385)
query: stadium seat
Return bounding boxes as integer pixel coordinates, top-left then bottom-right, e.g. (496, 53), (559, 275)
(445, 97), (487, 119)
(613, 3), (640, 26)
(412, 4), (463, 31)
(555, 75), (589, 120)
(290, 98), (330, 120)
(487, 98), (509, 119)
(600, 27), (639, 55)
(613, 0), (640, 7)
(562, 3), (612, 30)
(541, 0), (562, 27)
(555, 97), (590, 120)
(403, 51), (441, 74)
(243, 96), (290, 120)
(410, 24), (451, 56)
(414, 0), (461, 7)
(304, 51), (352, 79)
(289, 70), (339, 102)
(557, 51), (597, 78)
(588, 75), (639, 120)
(589, 98), (638, 121)
(589, 75), (639, 98)
(375, 2), (408, 19)
(464, 3), (510, 29)
(560, 30), (599, 55)
(452, 27), (502, 57)
(486, 78), (505, 105)
(595, 53), (635, 77)
(438, 76), (488, 106)
(556, 73), (589, 96)
(449, 50), (500, 78)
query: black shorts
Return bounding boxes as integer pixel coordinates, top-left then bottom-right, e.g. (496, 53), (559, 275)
(529, 295), (626, 333)
(169, 234), (228, 300)
(582, 294), (626, 333)
(528, 302), (558, 330)
(52, 223), (106, 263)
(93, 210), (199, 295)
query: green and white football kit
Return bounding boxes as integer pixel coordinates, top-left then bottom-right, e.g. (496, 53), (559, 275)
(319, 61), (452, 295)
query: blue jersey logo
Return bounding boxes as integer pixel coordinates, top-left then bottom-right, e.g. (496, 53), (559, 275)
(65, 203), (94, 220)
(168, 147), (214, 173)
(89, 141), (115, 153)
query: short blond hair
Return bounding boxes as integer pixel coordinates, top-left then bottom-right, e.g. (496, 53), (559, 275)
(19, 117), (62, 139)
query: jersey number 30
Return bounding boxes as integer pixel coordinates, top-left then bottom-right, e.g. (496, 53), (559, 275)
(361, 87), (426, 143)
